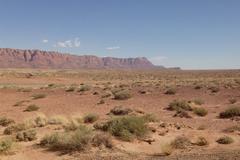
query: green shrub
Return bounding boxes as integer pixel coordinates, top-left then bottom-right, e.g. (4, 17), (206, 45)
(219, 106), (240, 118)
(40, 126), (92, 151)
(216, 136), (234, 144)
(83, 114), (99, 123)
(0, 117), (15, 127)
(113, 90), (131, 100)
(167, 100), (192, 111)
(0, 138), (13, 153)
(32, 93), (46, 99)
(100, 116), (148, 141)
(171, 136), (191, 149)
(195, 137), (208, 146)
(16, 129), (37, 142)
(24, 105), (40, 112)
(193, 107), (208, 117)
(165, 88), (176, 95)
(110, 106), (132, 115)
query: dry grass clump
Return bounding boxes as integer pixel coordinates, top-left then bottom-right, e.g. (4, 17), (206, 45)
(195, 137), (208, 146)
(0, 138), (13, 154)
(34, 114), (48, 127)
(48, 115), (69, 125)
(167, 100), (192, 111)
(110, 106), (133, 116)
(65, 87), (75, 92)
(174, 110), (192, 118)
(193, 99), (205, 105)
(113, 90), (131, 100)
(40, 126), (93, 151)
(24, 104), (40, 112)
(83, 113), (99, 123)
(78, 85), (91, 92)
(171, 136), (191, 149)
(142, 113), (159, 122)
(97, 115), (148, 142)
(32, 93), (46, 100)
(161, 143), (173, 156)
(4, 123), (28, 135)
(193, 107), (208, 117)
(165, 88), (176, 95)
(219, 106), (240, 118)
(63, 119), (82, 131)
(0, 117), (15, 127)
(216, 136), (234, 144)
(16, 129), (37, 142)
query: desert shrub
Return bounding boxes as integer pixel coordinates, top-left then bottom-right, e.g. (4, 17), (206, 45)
(216, 136), (234, 144)
(223, 125), (240, 133)
(83, 113), (99, 123)
(78, 85), (91, 92)
(165, 88), (176, 95)
(219, 106), (240, 118)
(167, 100), (192, 111)
(0, 117), (15, 127)
(4, 123), (28, 135)
(195, 137), (208, 146)
(24, 105), (39, 112)
(40, 126), (92, 151)
(101, 92), (112, 98)
(63, 120), (82, 131)
(208, 86), (220, 93)
(32, 93), (46, 99)
(101, 116), (148, 141)
(110, 106), (132, 116)
(229, 98), (237, 104)
(16, 129), (37, 142)
(174, 110), (192, 118)
(193, 99), (204, 105)
(194, 85), (202, 90)
(113, 90), (131, 100)
(65, 87), (75, 92)
(92, 133), (113, 148)
(161, 143), (173, 156)
(193, 107), (208, 117)
(0, 138), (13, 153)
(171, 136), (191, 149)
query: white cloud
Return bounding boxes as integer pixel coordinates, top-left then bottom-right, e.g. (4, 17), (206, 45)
(42, 39), (48, 43)
(106, 46), (120, 50)
(149, 56), (168, 65)
(54, 38), (80, 48)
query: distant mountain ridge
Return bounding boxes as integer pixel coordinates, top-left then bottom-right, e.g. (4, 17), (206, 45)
(0, 48), (159, 69)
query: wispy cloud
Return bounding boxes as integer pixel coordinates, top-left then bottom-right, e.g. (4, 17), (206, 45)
(106, 46), (120, 50)
(149, 56), (168, 65)
(42, 39), (49, 43)
(54, 38), (80, 48)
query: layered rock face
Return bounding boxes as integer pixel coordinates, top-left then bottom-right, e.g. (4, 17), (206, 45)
(0, 48), (155, 69)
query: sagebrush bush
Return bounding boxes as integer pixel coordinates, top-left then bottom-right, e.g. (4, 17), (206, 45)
(32, 93), (46, 99)
(16, 129), (37, 142)
(167, 100), (192, 111)
(83, 113), (99, 123)
(0, 138), (13, 153)
(171, 136), (191, 149)
(113, 90), (131, 100)
(219, 106), (240, 118)
(24, 104), (39, 112)
(0, 117), (15, 127)
(216, 136), (234, 144)
(99, 116), (148, 141)
(40, 126), (92, 151)
(34, 114), (48, 127)
(193, 107), (208, 117)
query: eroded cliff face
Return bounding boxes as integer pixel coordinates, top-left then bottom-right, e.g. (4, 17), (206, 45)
(0, 48), (155, 69)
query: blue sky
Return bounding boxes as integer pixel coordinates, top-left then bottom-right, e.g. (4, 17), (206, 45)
(0, 0), (239, 69)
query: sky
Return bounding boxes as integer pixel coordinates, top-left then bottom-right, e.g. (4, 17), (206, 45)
(0, 0), (239, 69)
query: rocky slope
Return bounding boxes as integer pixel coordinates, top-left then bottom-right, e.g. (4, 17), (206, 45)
(0, 48), (156, 69)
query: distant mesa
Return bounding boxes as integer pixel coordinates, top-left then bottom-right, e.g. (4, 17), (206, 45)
(0, 48), (172, 69)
